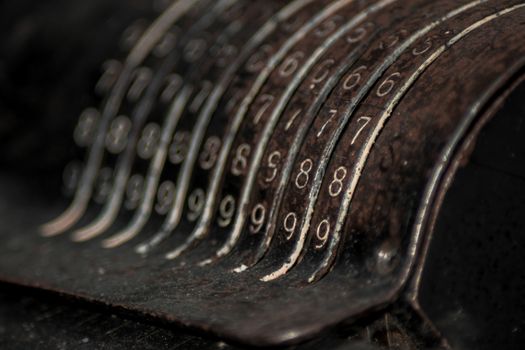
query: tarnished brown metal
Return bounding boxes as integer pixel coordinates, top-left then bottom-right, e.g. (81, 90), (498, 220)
(0, 0), (524, 348)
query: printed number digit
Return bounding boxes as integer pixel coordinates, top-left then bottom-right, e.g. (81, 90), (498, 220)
(315, 219), (330, 249)
(342, 65), (367, 91)
(310, 59), (334, 88)
(283, 212), (297, 240)
(231, 143), (251, 176)
(351, 116), (372, 145)
(125, 174), (144, 210)
(295, 158), (313, 189)
(284, 108), (301, 131)
(94, 167), (113, 204)
(127, 67), (152, 102)
(154, 31), (177, 58)
(314, 15), (342, 37)
(279, 51), (304, 77)
(264, 151), (281, 183)
(160, 74), (182, 103)
(199, 136), (221, 170)
(74, 108), (100, 147)
(245, 44), (272, 73)
(184, 38), (207, 63)
(317, 109), (337, 137)
(62, 162), (82, 196)
(328, 166), (347, 197)
(187, 188), (205, 222)
(169, 131), (190, 164)
(189, 81), (212, 113)
(249, 204), (266, 234)
(376, 72), (401, 97)
(95, 60), (121, 95)
(155, 181), (176, 215)
(253, 94), (274, 124)
(412, 38), (432, 56)
(217, 195), (235, 227)
(106, 115), (131, 154)
(346, 22), (374, 43)
(137, 123), (161, 159)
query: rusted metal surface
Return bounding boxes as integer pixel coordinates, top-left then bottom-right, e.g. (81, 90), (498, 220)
(0, 0), (524, 348)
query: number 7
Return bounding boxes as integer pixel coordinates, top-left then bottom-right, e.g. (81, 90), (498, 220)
(351, 116), (371, 145)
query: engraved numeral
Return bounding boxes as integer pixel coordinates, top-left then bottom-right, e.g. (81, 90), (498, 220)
(376, 72), (401, 97)
(154, 31), (177, 58)
(94, 167), (113, 204)
(95, 60), (121, 95)
(342, 65), (367, 91)
(263, 151), (281, 183)
(249, 203), (266, 234)
(125, 174), (144, 210)
(189, 81), (212, 113)
(378, 29), (408, 50)
(253, 94), (274, 124)
(128, 67), (153, 102)
(315, 219), (330, 249)
(187, 188), (205, 222)
(160, 74), (182, 103)
(328, 166), (347, 197)
(226, 88), (243, 114)
(412, 37), (432, 56)
(351, 116), (372, 145)
(283, 212), (297, 240)
(62, 161), (82, 196)
(314, 15), (342, 37)
(105, 116), (131, 154)
(155, 181), (176, 215)
(121, 20), (147, 51)
(285, 108), (301, 131)
(295, 158), (313, 189)
(317, 109), (337, 138)
(279, 51), (304, 77)
(74, 108), (100, 147)
(231, 143), (251, 176)
(169, 131), (190, 165)
(184, 38), (207, 63)
(199, 136), (221, 170)
(310, 59), (335, 88)
(217, 195), (235, 227)
(137, 123), (161, 159)
(346, 22), (374, 43)
(245, 44), (272, 73)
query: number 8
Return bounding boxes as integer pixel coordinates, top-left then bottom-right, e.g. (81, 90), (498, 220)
(329, 166), (347, 197)
(295, 158), (313, 189)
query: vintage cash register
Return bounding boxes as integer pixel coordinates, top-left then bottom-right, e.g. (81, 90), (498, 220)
(1, 0), (525, 348)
